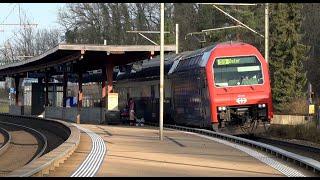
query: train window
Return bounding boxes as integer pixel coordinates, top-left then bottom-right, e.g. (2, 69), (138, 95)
(195, 55), (201, 65)
(190, 57), (194, 66)
(193, 56), (200, 66)
(213, 56), (263, 87)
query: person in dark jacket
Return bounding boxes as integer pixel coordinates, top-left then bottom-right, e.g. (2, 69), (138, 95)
(128, 98), (136, 126)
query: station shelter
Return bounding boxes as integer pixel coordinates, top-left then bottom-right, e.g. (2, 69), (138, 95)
(0, 44), (176, 124)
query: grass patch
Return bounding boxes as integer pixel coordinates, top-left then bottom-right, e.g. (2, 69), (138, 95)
(276, 97), (308, 115)
(0, 102), (9, 113)
(265, 120), (320, 144)
(0, 104), (9, 113)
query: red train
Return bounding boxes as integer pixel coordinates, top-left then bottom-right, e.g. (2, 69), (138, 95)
(115, 42), (273, 134)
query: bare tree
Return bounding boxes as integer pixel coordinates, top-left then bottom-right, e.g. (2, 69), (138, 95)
(0, 11), (62, 64)
(58, 3), (163, 45)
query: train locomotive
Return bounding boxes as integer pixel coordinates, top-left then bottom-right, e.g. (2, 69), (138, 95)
(115, 42), (273, 135)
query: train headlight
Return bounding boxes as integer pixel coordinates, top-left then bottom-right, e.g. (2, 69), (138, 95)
(218, 106), (226, 111)
(258, 104), (266, 108)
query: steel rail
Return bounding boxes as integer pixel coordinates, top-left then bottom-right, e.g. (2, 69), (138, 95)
(246, 135), (320, 156)
(0, 114), (79, 177)
(0, 126), (11, 156)
(0, 121), (48, 164)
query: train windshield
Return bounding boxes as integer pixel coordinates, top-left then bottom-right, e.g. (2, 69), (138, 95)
(213, 56), (263, 87)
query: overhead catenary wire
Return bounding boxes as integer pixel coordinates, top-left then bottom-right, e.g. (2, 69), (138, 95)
(0, 3), (18, 25)
(211, 4), (264, 38)
(0, 3), (38, 33)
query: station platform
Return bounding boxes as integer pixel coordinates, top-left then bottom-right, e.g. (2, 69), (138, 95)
(46, 131), (91, 177)
(47, 124), (285, 177)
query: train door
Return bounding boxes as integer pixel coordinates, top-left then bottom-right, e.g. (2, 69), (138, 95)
(200, 69), (211, 128)
(192, 70), (205, 128)
(150, 85), (158, 122)
(164, 78), (173, 123)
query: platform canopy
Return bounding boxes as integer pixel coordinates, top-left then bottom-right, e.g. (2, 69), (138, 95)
(0, 43), (176, 78)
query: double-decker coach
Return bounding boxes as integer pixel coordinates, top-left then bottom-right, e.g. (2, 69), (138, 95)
(115, 42), (273, 134)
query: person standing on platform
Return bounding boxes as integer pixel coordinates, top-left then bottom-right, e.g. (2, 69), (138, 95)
(129, 98), (136, 126)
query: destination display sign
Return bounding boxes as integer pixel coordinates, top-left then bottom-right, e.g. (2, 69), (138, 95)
(217, 58), (241, 65)
(216, 56), (257, 65)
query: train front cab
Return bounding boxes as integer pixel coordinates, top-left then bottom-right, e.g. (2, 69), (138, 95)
(205, 43), (273, 132)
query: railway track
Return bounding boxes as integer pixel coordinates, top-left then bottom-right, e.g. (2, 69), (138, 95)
(239, 135), (320, 163)
(0, 114), (80, 177)
(0, 121), (47, 176)
(0, 116), (67, 155)
(0, 126), (10, 156)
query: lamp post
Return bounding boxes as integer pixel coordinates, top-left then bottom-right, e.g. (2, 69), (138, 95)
(265, 3), (269, 63)
(159, 3), (164, 141)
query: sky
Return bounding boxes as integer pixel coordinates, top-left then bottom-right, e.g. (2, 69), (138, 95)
(0, 3), (65, 45)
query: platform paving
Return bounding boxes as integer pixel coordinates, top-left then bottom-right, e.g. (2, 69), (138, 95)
(77, 124), (284, 177)
(46, 131), (91, 177)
